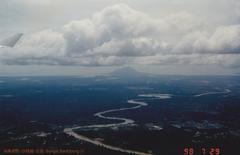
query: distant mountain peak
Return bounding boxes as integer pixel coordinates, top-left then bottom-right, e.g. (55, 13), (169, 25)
(113, 67), (138, 73)
(110, 67), (146, 78)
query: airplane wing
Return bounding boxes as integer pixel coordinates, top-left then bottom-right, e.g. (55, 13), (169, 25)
(0, 33), (23, 48)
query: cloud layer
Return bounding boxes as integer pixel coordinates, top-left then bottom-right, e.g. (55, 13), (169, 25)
(1, 3), (240, 67)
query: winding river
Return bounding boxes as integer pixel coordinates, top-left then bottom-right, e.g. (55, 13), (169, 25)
(64, 99), (153, 155)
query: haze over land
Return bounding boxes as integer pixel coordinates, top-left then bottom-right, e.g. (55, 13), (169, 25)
(0, 68), (240, 155)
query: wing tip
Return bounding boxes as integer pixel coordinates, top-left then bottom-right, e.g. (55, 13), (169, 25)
(0, 33), (23, 47)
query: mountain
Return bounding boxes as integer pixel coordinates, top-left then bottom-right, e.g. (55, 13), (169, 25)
(109, 67), (149, 79)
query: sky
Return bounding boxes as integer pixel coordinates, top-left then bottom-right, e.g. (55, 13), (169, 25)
(0, 0), (240, 76)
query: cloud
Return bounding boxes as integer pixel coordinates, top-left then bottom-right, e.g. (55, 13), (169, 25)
(0, 3), (240, 67)
(174, 25), (240, 54)
(62, 4), (166, 57)
(134, 54), (240, 68)
(0, 29), (65, 63)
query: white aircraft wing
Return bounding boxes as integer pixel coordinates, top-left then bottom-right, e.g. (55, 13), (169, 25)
(0, 33), (23, 48)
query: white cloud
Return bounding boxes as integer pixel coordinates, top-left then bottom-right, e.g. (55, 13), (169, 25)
(0, 3), (240, 68)
(133, 54), (240, 70)
(175, 25), (240, 54)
